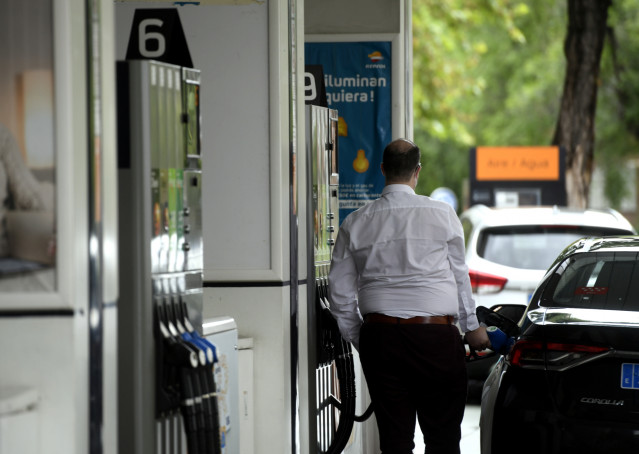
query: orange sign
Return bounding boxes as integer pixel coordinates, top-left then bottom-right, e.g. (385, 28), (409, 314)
(476, 146), (560, 181)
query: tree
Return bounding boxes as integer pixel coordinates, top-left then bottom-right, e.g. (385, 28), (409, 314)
(412, 0), (639, 215)
(552, 0), (612, 208)
(411, 0), (531, 201)
(596, 0), (639, 211)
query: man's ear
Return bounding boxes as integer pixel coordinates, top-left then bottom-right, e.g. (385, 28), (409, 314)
(380, 163), (385, 176)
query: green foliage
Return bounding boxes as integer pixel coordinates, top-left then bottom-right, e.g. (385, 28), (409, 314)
(597, 0), (639, 209)
(413, 0), (639, 213)
(412, 0), (566, 201)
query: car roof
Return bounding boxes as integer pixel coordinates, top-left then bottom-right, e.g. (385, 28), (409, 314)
(460, 204), (636, 233)
(570, 236), (639, 253)
(542, 235), (639, 277)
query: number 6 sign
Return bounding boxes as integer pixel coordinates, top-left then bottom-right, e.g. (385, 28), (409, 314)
(139, 18), (166, 58)
(125, 8), (193, 68)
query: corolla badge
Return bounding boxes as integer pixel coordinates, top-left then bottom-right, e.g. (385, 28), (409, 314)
(580, 397), (624, 406)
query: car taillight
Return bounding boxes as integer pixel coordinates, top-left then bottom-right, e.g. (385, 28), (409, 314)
(544, 343), (610, 371)
(508, 340), (610, 370)
(469, 270), (508, 294)
(508, 340), (545, 369)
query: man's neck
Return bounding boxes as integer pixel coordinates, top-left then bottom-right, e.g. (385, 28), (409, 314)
(385, 180), (416, 190)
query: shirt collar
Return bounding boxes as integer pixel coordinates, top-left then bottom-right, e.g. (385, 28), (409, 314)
(381, 184), (416, 196)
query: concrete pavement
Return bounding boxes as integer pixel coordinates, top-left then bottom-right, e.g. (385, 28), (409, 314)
(413, 404), (481, 454)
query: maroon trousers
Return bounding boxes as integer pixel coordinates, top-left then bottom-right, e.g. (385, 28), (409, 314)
(359, 321), (468, 454)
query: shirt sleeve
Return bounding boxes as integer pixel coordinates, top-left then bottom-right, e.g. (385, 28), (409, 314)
(327, 226), (363, 350)
(446, 207), (480, 333)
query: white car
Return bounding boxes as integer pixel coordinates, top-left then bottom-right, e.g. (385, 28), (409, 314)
(460, 205), (637, 310)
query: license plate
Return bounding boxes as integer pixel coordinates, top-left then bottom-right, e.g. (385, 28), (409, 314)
(621, 363), (639, 389)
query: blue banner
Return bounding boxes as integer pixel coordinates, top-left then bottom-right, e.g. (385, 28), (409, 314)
(305, 41), (392, 222)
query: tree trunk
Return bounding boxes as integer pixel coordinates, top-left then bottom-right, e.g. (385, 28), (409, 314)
(552, 0), (611, 208)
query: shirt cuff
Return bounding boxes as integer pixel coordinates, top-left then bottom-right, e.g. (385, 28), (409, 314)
(462, 313), (480, 333)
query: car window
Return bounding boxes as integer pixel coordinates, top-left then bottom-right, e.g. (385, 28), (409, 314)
(477, 226), (633, 270)
(541, 251), (639, 311)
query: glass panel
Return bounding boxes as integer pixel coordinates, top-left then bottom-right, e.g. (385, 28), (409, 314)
(0, 0), (56, 292)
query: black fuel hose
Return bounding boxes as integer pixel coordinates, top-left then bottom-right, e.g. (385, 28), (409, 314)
(175, 297), (222, 454)
(189, 368), (207, 454)
(201, 367), (222, 454)
(326, 337), (355, 454)
(179, 368), (200, 454)
(319, 305), (374, 454)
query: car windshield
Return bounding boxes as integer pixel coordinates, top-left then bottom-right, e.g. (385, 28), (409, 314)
(477, 226), (632, 271)
(541, 251), (639, 311)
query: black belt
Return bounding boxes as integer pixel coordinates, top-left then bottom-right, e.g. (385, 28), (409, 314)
(364, 313), (454, 325)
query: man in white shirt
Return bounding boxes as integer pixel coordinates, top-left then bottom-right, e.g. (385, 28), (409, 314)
(328, 138), (489, 454)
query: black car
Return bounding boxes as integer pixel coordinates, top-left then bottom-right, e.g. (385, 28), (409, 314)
(480, 236), (639, 453)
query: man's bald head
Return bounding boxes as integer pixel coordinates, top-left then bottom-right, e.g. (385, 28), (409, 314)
(381, 139), (421, 184)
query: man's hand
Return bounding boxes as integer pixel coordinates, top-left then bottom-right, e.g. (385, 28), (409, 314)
(465, 326), (490, 351)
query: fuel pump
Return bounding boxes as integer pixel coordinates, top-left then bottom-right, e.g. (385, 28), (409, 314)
(117, 59), (220, 454)
(305, 105), (373, 454)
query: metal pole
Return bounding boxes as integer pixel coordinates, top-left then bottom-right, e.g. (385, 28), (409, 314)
(86, 1), (104, 453)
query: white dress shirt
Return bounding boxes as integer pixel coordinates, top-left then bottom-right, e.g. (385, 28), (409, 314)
(328, 184), (480, 349)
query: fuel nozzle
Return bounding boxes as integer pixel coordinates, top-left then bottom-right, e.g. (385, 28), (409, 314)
(485, 326), (515, 355)
(475, 305), (520, 356)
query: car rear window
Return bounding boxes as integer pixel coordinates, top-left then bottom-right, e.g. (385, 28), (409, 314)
(541, 251), (639, 311)
(477, 226), (633, 271)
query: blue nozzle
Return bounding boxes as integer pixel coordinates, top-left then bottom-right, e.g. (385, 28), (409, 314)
(486, 326), (514, 355)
